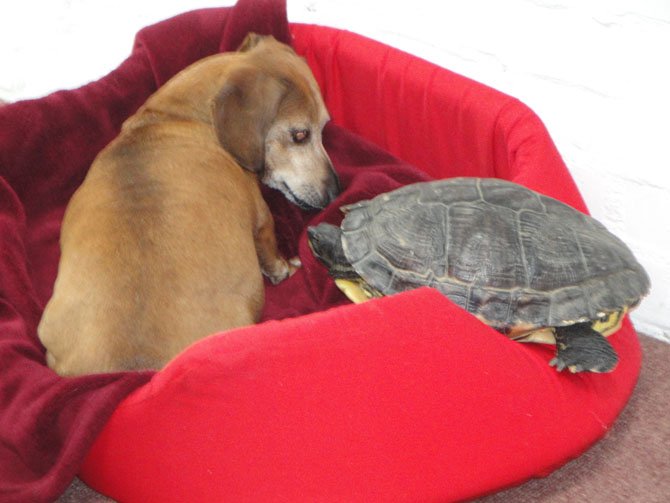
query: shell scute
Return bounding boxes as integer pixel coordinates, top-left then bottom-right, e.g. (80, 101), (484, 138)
(446, 203), (526, 290)
(374, 205), (447, 276)
(519, 210), (587, 291)
(549, 287), (590, 326)
(431, 280), (469, 310)
(509, 291), (552, 328)
(418, 178), (480, 205)
(468, 287), (513, 328)
(479, 178), (546, 213)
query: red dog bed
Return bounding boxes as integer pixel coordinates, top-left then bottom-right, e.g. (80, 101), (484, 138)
(0, 1), (640, 502)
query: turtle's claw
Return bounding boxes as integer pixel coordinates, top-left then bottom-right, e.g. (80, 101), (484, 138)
(549, 357), (583, 373)
(549, 357), (567, 372)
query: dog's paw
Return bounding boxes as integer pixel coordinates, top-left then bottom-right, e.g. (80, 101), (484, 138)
(265, 256), (301, 285)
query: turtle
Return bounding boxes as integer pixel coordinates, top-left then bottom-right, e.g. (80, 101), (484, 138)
(307, 177), (650, 373)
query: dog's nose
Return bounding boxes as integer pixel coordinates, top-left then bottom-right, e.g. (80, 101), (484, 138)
(325, 168), (341, 204)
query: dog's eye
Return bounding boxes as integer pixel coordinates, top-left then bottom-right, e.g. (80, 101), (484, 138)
(291, 129), (310, 144)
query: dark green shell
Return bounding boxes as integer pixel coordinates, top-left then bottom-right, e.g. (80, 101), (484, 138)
(340, 177), (650, 329)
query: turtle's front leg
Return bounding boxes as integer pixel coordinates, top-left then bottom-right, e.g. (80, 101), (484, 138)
(550, 323), (619, 373)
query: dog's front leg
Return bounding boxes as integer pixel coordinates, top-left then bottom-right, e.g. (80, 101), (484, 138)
(254, 205), (300, 284)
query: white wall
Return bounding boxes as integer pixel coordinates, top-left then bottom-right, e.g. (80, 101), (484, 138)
(1, 0), (668, 342)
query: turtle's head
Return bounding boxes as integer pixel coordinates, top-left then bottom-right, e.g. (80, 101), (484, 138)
(307, 223), (382, 304)
(307, 223), (352, 276)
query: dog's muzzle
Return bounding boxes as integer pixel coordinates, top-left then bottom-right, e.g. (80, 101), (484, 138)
(282, 167), (341, 211)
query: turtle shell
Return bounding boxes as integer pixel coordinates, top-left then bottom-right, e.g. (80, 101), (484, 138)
(340, 177), (650, 330)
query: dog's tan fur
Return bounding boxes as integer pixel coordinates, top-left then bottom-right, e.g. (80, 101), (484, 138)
(38, 34), (339, 376)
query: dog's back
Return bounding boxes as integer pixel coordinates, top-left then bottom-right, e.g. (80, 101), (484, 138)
(39, 121), (266, 374)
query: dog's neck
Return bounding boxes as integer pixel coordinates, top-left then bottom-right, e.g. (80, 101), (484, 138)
(123, 53), (240, 133)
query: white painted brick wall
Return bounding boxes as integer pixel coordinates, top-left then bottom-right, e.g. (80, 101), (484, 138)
(1, 0), (668, 341)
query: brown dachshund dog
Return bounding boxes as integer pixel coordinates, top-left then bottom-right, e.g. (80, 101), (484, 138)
(38, 34), (340, 376)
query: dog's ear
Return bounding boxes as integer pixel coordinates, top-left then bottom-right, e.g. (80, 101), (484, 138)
(238, 32), (266, 52)
(212, 66), (286, 173)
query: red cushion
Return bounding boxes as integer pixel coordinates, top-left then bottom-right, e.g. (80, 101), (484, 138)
(79, 24), (641, 502)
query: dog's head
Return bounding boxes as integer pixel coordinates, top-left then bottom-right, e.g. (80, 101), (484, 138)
(212, 34), (340, 210)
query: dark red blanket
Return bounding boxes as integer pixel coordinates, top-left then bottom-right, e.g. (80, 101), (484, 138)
(0, 1), (432, 501)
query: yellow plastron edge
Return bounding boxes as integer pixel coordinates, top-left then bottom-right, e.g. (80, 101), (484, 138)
(334, 279), (375, 304)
